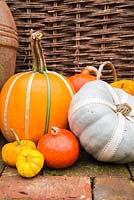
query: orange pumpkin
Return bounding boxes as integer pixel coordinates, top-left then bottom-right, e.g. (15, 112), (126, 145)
(37, 126), (80, 169)
(111, 80), (134, 95)
(69, 61), (118, 92)
(0, 31), (75, 143)
(69, 66), (98, 92)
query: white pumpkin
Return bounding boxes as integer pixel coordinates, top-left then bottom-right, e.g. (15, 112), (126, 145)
(68, 80), (134, 163)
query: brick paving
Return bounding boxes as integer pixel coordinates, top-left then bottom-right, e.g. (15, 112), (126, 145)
(1, 134), (134, 200)
(0, 175), (91, 200)
(94, 176), (134, 200)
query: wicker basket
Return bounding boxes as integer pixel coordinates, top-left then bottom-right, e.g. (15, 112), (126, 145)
(6, 0), (134, 82)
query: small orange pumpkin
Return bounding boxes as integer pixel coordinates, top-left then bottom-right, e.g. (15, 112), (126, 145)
(69, 61), (117, 92)
(69, 66), (98, 92)
(37, 127), (80, 169)
(2, 129), (36, 167)
(0, 31), (75, 143)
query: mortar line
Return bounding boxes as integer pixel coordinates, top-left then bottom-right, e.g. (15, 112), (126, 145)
(90, 176), (95, 200)
(125, 164), (134, 181)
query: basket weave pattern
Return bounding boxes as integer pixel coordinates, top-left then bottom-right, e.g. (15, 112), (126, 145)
(6, 0), (134, 82)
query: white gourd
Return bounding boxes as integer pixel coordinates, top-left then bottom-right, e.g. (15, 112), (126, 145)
(68, 80), (134, 163)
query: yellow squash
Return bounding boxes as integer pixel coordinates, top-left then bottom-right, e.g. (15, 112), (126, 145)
(2, 129), (36, 167)
(16, 149), (44, 178)
(111, 80), (134, 95)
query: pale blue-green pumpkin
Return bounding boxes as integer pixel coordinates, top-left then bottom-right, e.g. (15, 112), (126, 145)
(68, 80), (134, 164)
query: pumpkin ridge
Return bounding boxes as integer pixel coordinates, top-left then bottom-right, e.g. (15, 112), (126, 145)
(3, 72), (31, 141)
(42, 71), (51, 134)
(25, 73), (36, 139)
(48, 71), (74, 97)
(69, 97), (116, 118)
(100, 81), (120, 105)
(96, 113), (126, 161)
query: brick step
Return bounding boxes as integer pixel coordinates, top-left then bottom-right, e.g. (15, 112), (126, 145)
(0, 174), (91, 200)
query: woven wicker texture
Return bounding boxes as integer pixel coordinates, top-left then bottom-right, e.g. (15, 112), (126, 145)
(6, 0), (134, 82)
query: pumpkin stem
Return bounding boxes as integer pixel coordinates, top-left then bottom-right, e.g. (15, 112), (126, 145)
(97, 61), (117, 82)
(31, 30), (39, 72)
(37, 35), (47, 73)
(116, 103), (132, 116)
(51, 127), (59, 135)
(82, 66), (98, 76)
(31, 30), (47, 72)
(10, 128), (21, 146)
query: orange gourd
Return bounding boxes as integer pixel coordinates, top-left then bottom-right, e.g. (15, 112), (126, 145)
(2, 129), (36, 167)
(69, 66), (98, 92)
(0, 31), (75, 143)
(37, 126), (80, 169)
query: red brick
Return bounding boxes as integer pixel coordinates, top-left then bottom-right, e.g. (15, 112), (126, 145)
(0, 175), (92, 200)
(94, 176), (134, 200)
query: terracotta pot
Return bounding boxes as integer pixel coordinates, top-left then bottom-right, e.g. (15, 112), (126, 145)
(0, 1), (18, 90)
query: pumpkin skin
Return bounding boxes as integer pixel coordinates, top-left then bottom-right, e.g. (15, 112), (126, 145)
(0, 72), (74, 143)
(0, 31), (75, 143)
(68, 80), (134, 164)
(69, 66), (98, 92)
(37, 127), (80, 169)
(2, 129), (36, 167)
(16, 149), (44, 178)
(111, 80), (134, 95)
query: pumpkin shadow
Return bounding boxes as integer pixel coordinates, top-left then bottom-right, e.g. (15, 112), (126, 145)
(42, 145), (129, 178)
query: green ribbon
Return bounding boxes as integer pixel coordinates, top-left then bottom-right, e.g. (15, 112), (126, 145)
(42, 71), (51, 133)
